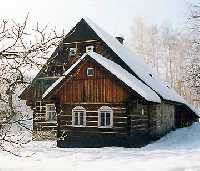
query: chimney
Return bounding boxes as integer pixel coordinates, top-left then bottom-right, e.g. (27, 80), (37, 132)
(115, 36), (124, 44)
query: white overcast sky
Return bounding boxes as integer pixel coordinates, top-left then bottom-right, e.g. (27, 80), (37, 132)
(0, 0), (193, 43)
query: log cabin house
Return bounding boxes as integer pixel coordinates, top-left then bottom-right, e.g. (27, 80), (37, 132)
(20, 18), (199, 147)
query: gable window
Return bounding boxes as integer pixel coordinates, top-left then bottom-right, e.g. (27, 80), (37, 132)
(72, 106), (86, 127)
(98, 106), (113, 128)
(46, 104), (57, 122)
(69, 47), (77, 56)
(87, 67), (94, 76)
(86, 45), (94, 53)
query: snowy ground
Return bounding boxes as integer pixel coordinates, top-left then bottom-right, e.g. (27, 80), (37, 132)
(1, 123), (200, 171)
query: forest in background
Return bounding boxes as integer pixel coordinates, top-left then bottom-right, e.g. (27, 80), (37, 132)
(130, 4), (200, 109)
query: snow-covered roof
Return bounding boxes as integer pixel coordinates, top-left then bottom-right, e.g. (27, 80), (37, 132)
(42, 18), (200, 116)
(42, 55), (86, 99)
(84, 18), (179, 102)
(42, 52), (161, 103)
(84, 17), (199, 116)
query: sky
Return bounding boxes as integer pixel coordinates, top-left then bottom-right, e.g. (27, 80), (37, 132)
(0, 0), (193, 44)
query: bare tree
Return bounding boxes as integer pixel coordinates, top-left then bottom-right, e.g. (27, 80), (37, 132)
(0, 14), (64, 155)
(180, 2), (200, 109)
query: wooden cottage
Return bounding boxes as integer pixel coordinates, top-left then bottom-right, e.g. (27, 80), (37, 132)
(20, 18), (199, 147)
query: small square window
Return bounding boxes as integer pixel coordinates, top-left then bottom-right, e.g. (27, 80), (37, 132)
(86, 45), (94, 53)
(35, 101), (45, 112)
(69, 48), (77, 56)
(35, 101), (41, 107)
(41, 107), (46, 111)
(87, 68), (94, 76)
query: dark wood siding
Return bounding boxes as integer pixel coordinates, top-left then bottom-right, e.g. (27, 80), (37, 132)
(149, 102), (175, 139)
(57, 58), (131, 104)
(128, 101), (149, 135)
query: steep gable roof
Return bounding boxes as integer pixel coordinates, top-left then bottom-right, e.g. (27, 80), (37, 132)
(22, 18), (199, 117)
(42, 52), (161, 103)
(84, 18), (182, 103)
(20, 19), (97, 100)
(82, 18), (200, 116)
(63, 18), (100, 43)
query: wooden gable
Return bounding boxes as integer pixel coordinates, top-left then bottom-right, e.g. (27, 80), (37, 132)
(55, 56), (142, 104)
(20, 19), (101, 101)
(20, 18), (142, 102)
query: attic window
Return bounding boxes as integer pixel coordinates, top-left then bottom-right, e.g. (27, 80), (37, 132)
(69, 48), (77, 56)
(87, 68), (94, 76)
(86, 45), (94, 53)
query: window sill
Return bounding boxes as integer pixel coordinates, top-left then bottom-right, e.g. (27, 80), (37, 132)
(98, 126), (113, 129)
(46, 121), (57, 124)
(72, 125), (86, 127)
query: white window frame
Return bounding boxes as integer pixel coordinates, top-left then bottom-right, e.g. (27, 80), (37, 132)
(46, 104), (57, 122)
(69, 47), (77, 56)
(35, 101), (46, 112)
(72, 106), (86, 127)
(87, 67), (94, 76)
(86, 45), (94, 53)
(141, 106), (144, 115)
(98, 106), (113, 128)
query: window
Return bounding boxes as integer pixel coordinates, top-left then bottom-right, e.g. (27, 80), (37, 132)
(46, 104), (57, 122)
(35, 101), (46, 112)
(141, 107), (144, 115)
(69, 47), (77, 56)
(72, 106), (86, 127)
(86, 45), (94, 53)
(98, 106), (113, 128)
(87, 68), (94, 76)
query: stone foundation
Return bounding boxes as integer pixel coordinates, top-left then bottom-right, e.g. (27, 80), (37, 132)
(32, 131), (57, 141)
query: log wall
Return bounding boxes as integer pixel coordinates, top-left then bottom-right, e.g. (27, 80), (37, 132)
(128, 101), (149, 136)
(32, 101), (57, 140)
(149, 102), (175, 139)
(57, 103), (128, 138)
